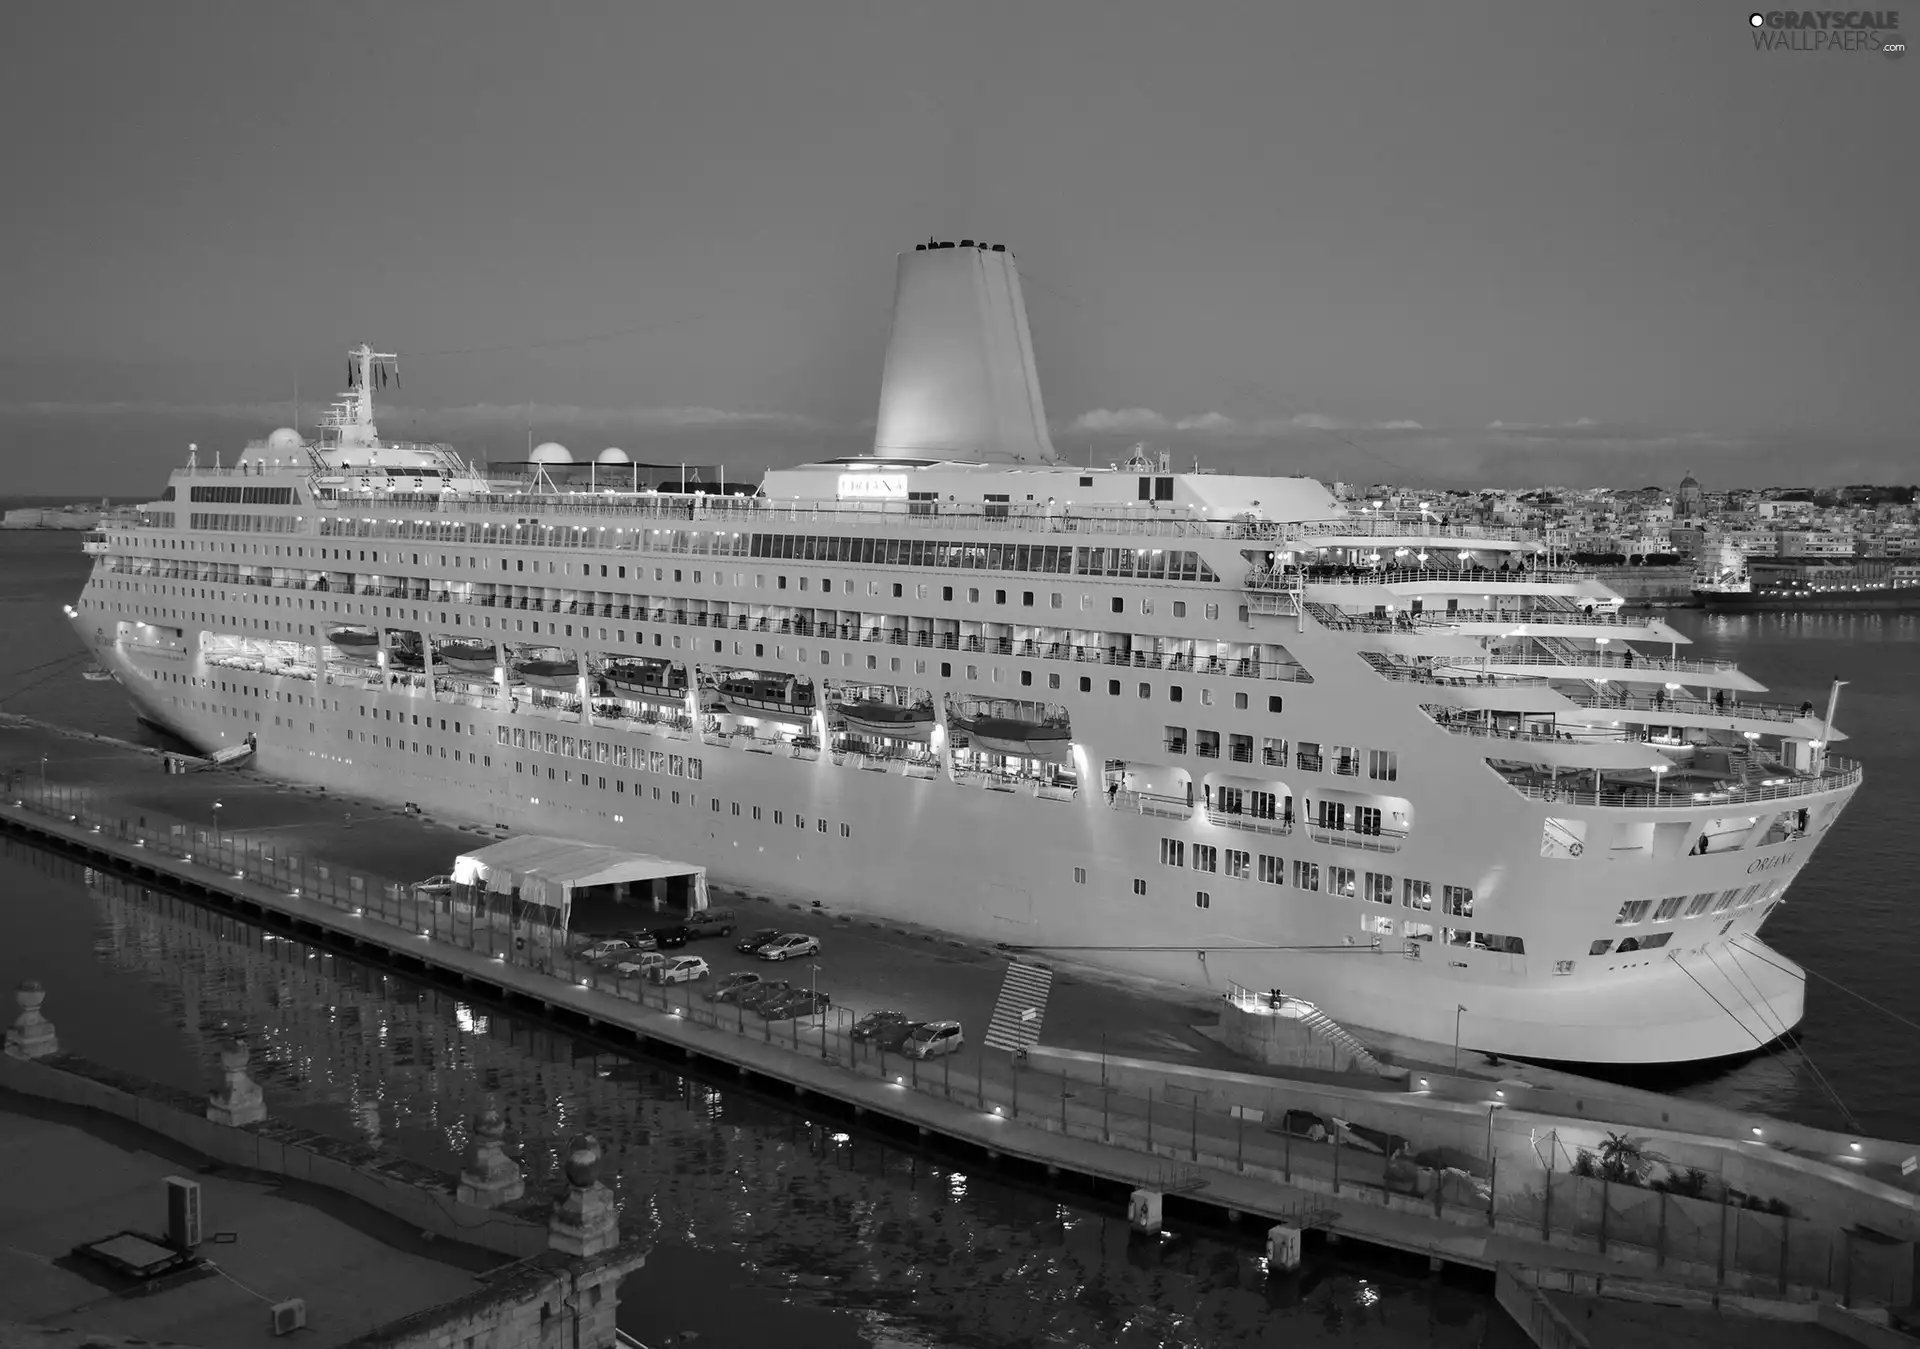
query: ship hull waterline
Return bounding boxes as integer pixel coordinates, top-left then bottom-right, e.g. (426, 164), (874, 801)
(85, 623), (1821, 1070)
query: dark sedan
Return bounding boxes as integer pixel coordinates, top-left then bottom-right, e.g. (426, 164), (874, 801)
(735, 927), (784, 956)
(735, 980), (794, 1012)
(760, 989), (831, 1021)
(852, 1010), (913, 1045)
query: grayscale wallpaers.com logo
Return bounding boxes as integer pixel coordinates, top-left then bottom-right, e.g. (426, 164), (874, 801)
(1749, 10), (1905, 55)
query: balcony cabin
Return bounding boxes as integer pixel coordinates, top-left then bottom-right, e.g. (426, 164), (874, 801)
(1104, 760), (1193, 819)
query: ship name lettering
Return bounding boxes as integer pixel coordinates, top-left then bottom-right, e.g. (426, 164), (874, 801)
(1746, 853), (1797, 874)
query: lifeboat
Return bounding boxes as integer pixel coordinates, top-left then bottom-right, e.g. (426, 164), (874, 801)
(512, 658), (581, 692)
(834, 700), (936, 743)
(604, 659), (689, 707)
(707, 672), (817, 727)
(950, 713), (1073, 763)
(327, 628), (381, 664)
(431, 640), (497, 676)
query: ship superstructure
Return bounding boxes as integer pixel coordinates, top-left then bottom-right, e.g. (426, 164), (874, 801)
(69, 241), (1861, 1065)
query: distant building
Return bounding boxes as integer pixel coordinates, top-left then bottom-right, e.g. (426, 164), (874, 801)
(1676, 471), (1704, 517)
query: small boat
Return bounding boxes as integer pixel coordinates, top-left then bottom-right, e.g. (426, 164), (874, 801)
(513, 658), (582, 692)
(834, 700), (936, 743)
(604, 660), (689, 707)
(328, 628), (381, 664)
(707, 672), (816, 727)
(431, 640), (497, 676)
(951, 713), (1073, 763)
(80, 664), (113, 682)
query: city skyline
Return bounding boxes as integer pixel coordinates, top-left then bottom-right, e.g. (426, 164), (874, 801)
(2, 1), (1911, 495)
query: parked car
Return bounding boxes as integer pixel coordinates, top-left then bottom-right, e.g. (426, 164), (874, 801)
(735, 927), (785, 956)
(646, 925), (692, 949)
(581, 939), (633, 962)
(735, 980), (794, 1012)
(652, 955), (710, 985)
(683, 908), (737, 938)
(615, 930), (661, 952)
(707, 971), (764, 1003)
(755, 933), (821, 962)
(761, 989), (831, 1020)
(902, 1020), (964, 1060)
(851, 1010), (913, 1045)
(614, 952), (666, 979)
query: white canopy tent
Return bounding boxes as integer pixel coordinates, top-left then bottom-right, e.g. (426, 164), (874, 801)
(450, 835), (708, 931)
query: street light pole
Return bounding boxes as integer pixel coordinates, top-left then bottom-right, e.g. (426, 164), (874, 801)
(1454, 1004), (1467, 1073)
(213, 800), (223, 847)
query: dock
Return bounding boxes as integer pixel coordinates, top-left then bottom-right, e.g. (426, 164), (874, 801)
(2, 716), (1916, 1330)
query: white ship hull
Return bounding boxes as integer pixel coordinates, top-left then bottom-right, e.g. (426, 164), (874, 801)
(80, 625), (1828, 1066)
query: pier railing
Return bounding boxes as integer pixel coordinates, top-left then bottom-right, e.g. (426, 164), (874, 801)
(3, 770), (1912, 1313)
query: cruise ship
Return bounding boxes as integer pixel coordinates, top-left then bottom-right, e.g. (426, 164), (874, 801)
(68, 240), (1863, 1066)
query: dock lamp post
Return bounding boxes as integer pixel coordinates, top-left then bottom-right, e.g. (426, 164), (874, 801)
(1454, 1004), (1468, 1073)
(212, 800), (223, 847)
(39, 755), (47, 790)
(808, 961), (826, 1060)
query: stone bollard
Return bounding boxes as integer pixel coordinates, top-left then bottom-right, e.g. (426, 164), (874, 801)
(548, 1134), (619, 1257)
(206, 1039), (267, 1127)
(4, 980), (59, 1060)
(457, 1106), (525, 1207)
(1266, 1223), (1303, 1272)
(1127, 1189), (1164, 1234)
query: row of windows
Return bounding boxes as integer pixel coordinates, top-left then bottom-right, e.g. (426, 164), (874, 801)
(524, 772), (855, 839)
(496, 724), (704, 777)
(1614, 882), (1775, 925)
(1156, 838), (1471, 911)
(188, 513), (303, 533)
(189, 485), (299, 504)
(745, 535), (1220, 583)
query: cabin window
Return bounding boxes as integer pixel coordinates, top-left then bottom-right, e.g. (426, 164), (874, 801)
(1108, 679), (1120, 696)
(1133, 879), (1147, 895)
(1169, 685), (1183, 703)
(1160, 839), (1185, 866)
(1194, 891), (1211, 909)
(1293, 860), (1319, 891)
(1111, 597), (1124, 614)
(1079, 676), (1091, 692)
(1021, 670), (1032, 686)
(1074, 867), (1087, 884)
(1259, 855), (1285, 885)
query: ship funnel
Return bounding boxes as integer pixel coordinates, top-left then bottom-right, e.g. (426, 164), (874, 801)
(873, 242), (1059, 465)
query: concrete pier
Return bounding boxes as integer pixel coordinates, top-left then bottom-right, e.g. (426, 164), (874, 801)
(3, 717), (1917, 1322)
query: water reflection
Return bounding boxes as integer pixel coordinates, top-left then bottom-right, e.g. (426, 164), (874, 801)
(28, 861), (1493, 1348)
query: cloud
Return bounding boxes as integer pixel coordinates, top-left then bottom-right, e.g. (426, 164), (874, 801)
(1, 399), (824, 433)
(1066, 407), (1174, 434)
(1065, 408), (1425, 437)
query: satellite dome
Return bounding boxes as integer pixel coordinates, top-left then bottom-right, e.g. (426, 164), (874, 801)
(265, 427), (303, 452)
(530, 442), (573, 465)
(595, 447), (631, 464)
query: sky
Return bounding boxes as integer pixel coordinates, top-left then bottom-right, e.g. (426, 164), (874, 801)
(1, 0), (1913, 496)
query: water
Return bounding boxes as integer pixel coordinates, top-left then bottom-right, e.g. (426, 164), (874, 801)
(5, 527), (1918, 1344)
(1653, 609), (1920, 1138)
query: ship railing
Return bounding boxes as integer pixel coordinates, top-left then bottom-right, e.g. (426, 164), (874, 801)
(1467, 651), (1741, 676)
(1494, 756), (1862, 809)
(1277, 566), (1597, 587)
(1558, 688), (1813, 725)
(1426, 712), (1666, 747)
(1307, 824), (1409, 853)
(1108, 787), (1194, 819)
(1204, 807), (1293, 837)
(1357, 652), (1554, 689)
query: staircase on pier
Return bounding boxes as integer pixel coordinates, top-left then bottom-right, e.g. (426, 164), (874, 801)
(982, 960), (1056, 1054)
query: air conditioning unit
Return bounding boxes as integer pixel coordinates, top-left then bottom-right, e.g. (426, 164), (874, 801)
(270, 1299), (307, 1336)
(164, 1176), (202, 1249)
